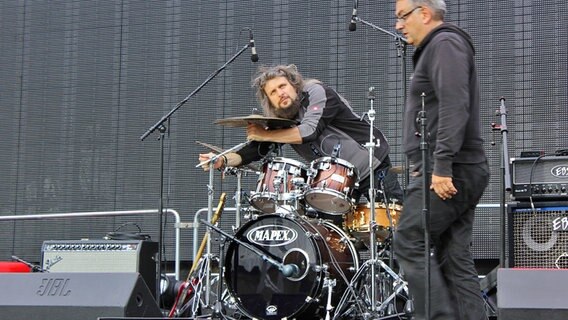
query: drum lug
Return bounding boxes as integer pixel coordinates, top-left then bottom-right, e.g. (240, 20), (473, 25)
(314, 263), (329, 273)
(348, 168), (354, 177)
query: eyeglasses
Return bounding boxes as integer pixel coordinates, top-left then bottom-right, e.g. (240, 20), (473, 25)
(396, 6), (421, 23)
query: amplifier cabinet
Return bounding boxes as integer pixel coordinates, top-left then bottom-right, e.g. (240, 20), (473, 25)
(42, 240), (158, 296)
(507, 201), (568, 268)
(511, 156), (568, 201)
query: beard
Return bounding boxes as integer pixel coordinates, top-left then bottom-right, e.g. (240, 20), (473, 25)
(271, 97), (302, 119)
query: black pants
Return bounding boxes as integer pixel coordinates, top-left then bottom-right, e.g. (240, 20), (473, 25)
(393, 161), (490, 320)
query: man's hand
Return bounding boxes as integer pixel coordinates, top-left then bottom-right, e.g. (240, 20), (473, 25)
(198, 152), (224, 171)
(430, 174), (457, 200)
(246, 123), (267, 141)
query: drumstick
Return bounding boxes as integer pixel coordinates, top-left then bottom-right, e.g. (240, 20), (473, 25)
(195, 140), (260, 172)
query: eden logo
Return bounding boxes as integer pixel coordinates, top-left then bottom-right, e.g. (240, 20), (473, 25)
(551, 165), (568, 178)
(246, 225), (298, 246)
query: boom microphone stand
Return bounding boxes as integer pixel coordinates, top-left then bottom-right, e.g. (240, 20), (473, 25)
(418, 93), (431, 320)
(140, 35), (256, 303)
(493, 97), (512, 267)
(351, 14), (411, 191)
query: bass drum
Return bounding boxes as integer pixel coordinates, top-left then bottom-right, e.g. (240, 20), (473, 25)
(224, 215), (359, 320)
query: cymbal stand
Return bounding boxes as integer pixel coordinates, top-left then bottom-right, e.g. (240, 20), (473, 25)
(210, 234), (229, 319)
(224, 167), (245, 229)
(363, 86), (379, 312)
(332, 252), (408, 319)
(195, 140), (251, 307)
(233, 169), (243, 229)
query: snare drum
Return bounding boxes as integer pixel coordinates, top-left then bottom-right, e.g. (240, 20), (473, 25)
(304, 157), (359, 215)
(344, 202), (402, 242)
(249, 157), (307, 214)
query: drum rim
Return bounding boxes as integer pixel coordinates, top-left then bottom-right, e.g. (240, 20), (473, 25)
(264, 156), (308, 169)
(304, 189), (354, 215)
(310, 156), (357, 169)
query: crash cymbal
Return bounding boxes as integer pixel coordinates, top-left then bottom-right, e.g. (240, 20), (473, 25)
(214, 114), (298, 129)
(195, 140), (260, 172)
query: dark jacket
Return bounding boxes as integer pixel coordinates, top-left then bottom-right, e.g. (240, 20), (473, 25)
(403, 23), (486, 177)
(238, 80), (390, 181)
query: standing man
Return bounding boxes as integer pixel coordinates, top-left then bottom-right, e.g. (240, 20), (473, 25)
(393, 1), (489, 319)
(200, 64), (403, 206)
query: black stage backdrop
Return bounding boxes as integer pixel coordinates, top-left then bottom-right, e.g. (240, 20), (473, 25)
(0, 1), (566, 266)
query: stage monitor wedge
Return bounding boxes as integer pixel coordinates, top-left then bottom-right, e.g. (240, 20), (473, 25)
(0, 272), (162, 320)
(498, 268), (568, 320)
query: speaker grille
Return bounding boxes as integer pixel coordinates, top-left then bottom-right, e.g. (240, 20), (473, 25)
(509, 202), (568, 268)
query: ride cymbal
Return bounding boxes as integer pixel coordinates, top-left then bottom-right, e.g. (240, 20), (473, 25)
(214, 114), (297, 129)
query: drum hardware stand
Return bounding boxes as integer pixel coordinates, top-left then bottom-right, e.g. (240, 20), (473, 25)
(324, 277), (337, 320)
(223, 166), (251, 229)
(363, 86), (380, 312)
(207, 234), (236, 320)
(332, 253), (408, 320)
(195, 140), (252, 307)
(418, 92), (431, 320)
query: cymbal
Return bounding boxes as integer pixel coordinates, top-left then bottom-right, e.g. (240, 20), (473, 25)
(214, 114), (298, 129)
(390, 166), (404, 174)
(390, 165), (414, 174)
(195, 140), (260, 172)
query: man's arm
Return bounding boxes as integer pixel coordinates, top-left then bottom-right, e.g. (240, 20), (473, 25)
(246, 124), (303, 144)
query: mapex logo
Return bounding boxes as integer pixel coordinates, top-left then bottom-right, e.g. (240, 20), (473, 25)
(246, 225), (298, 246)
(551, 165), (568, 178)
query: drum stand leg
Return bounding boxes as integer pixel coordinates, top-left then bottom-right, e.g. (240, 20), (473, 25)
(324, 277), (337, 320)
(210, 235), (227, 319)
(200, 235), (239, 320)
(332, 243), (410, 320)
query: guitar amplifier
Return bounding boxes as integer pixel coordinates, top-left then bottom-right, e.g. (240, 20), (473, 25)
(41, 240), (158, 297)
(511, 156), (568, 201)
(507, 201), (568, 268)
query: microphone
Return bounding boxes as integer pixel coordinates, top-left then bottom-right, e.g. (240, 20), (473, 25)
(248, 29), (259, 62)
(280, 263), (300, 277)
(348, 0), (358, 31)
(12, 255), (45, 272)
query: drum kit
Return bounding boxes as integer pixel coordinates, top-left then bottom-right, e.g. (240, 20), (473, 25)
(183, 113), (411, 320)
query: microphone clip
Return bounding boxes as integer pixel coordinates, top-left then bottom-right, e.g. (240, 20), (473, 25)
(331, 142), (341, 159)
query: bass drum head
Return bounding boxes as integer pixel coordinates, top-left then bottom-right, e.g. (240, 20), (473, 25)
(224, 215), (358, 320)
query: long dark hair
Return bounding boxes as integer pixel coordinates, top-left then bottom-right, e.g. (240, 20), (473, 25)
(251, 64), (305, 117)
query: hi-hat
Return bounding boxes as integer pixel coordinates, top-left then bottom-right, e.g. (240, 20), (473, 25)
(214, 114), (298, 129)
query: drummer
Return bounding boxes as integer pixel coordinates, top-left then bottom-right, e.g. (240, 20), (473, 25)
(199, 64), (403, 204)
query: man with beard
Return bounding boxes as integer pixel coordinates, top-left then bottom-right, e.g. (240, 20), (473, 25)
(199, 64), (403, 204)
